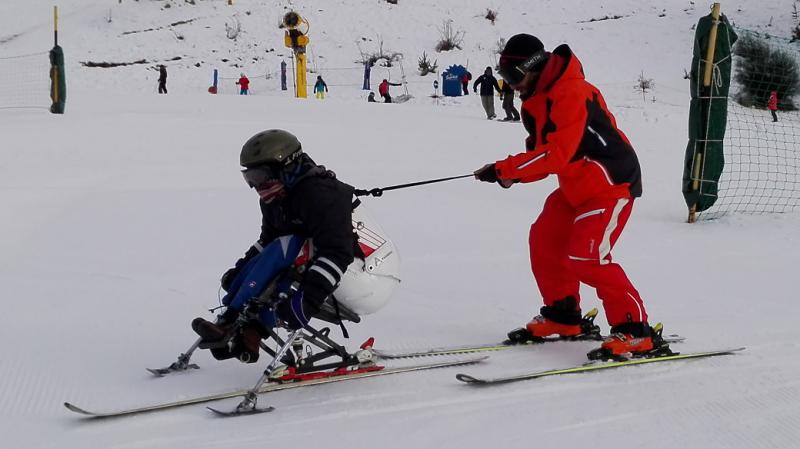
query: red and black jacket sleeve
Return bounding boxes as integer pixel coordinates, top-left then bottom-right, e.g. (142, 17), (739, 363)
(495, 90), (588, 182)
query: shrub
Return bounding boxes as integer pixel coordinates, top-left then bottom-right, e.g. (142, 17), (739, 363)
(435, 20), (464, 52)
(733, 33), (800, 110)
(418, 51), (438, 76)
(485, 9), (498, 25)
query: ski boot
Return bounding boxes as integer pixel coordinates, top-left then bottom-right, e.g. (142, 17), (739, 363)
(191, 309), (263, 363)
(505, 308), (603, 344)
(587, 322), (674, 361)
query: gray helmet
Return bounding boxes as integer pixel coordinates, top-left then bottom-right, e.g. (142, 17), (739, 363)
(240, 129), (302, 168)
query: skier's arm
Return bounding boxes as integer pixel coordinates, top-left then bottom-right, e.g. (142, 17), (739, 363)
(473, 76), (481, 92)
(294, 181), (355, 310)
(495, 91), (588, 182)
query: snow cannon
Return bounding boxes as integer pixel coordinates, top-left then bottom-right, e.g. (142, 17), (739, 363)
(280, 11), (310, 98)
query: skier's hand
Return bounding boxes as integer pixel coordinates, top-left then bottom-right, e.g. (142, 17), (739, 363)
(220, 267), (239, 292)
(474, 163), (499, 183)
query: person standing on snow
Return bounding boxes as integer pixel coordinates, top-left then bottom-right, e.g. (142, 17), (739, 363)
(461, 70), (472, 95)
(157, 65), (168, 94)
(378, 79), (401, 103)
(313, 75), (329, 99)
(473, 66), (501, 119)
(192, 130), (399, 364)
(768, 90), (778, 122)
(236, 73), (250, 95)
(499, 79), (520, 121)
(474, 34), (668, 360)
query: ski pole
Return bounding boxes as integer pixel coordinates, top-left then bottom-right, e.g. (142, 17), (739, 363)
(354, 173), (473, 197)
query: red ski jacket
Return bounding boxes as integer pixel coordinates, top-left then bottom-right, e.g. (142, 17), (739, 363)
(237, 77), (250, 89)
(495, 45), (641, 207)
(768, 92), (778, 111)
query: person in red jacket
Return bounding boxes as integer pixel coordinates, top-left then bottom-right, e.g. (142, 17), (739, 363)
(768, 90), (778, 122)
(236, 73), (250, 95)
(378, 79), (401, 103)
(474, 34), (668, 360)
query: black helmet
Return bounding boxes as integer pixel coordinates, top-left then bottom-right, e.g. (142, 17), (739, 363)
(240, 129), (302, 168)
(498, 34), (548, 85)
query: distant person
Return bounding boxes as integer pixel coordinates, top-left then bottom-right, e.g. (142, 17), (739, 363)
(313, 75), (329, 99)
(378, 79), (401, 103)
(473, 66), (501, 119)
(367, 92), (377, 102)
(158, 65), (168, 94)
(499, 79), (520, 121)
(768, 90), (778, 122)
(236, 73), (250, 95)
(461, 70), (472, 95)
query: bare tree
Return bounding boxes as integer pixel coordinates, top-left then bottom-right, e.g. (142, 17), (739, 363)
(418, 51), (438, 76)
(485, 9), (498, 25)
(226, 16), (241, 40)
(635, 71), (655, 101)
(435, 20), (465, 52)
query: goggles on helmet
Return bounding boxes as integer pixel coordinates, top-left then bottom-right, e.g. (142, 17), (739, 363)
(241, 164), (281, 188)
(497, 49), (548, 86)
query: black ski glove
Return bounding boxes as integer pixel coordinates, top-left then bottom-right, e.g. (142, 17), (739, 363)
(474, 163), (499, 183)
(220, 267), (239, 292)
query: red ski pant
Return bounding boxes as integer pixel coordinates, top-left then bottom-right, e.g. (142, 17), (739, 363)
(529, 189), (647, 327)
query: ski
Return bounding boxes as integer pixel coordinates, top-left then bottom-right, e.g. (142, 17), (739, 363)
(455, 347), (744, 385)
(373, 334), (685, 360)
(64, 355), (487, 419)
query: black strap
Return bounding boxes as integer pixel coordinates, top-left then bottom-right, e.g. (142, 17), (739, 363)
(331, 296), (349, 339)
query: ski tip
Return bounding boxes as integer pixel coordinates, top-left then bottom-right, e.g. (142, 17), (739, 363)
(455, 373), (486, 384)
(64, 402), (94, 416)
(207, 406), (275, 417)
(146, 368), (166, 377)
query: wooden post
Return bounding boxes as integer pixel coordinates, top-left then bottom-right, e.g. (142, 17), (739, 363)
(688, 152), (703, 223)
(702, 3), (721, 87)
(690, 2), (722, 223)
(53, 5), (58, 46)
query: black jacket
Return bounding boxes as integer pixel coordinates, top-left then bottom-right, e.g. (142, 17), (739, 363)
(235, 170), (356, 309)
(473, 73), (500, 96)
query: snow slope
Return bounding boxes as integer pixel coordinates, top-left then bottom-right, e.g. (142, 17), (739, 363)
(1, 1), (799, 448)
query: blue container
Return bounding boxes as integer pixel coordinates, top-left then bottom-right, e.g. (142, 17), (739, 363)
(442, 64), (467, 97)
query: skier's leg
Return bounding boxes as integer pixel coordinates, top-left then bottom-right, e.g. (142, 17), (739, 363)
(225, 235), (305, 316)
(529, 189), (580, 306)
(502, 98), (513, 120)
(565, 198), (648, 329)
(480, 96), (492, 118)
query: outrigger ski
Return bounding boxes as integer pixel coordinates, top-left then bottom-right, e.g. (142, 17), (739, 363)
(373, 309), (684, 360)
(65, 355), (488, 419)
(456, 347), (745, 385)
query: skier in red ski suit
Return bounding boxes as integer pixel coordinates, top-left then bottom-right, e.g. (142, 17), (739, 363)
(474, 34), (664, 359)
(768, 91), (778, 122)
